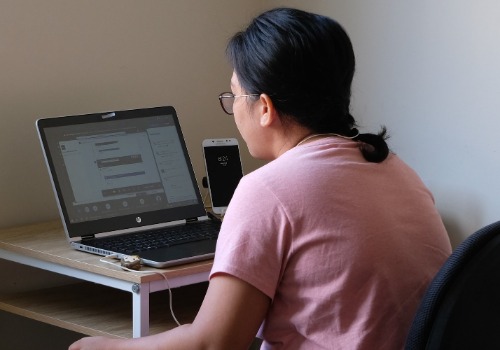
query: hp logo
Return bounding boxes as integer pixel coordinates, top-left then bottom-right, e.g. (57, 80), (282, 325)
(136, 217), (142, 223)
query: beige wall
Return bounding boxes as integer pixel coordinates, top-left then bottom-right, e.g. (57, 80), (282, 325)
(0, 0), (265, 229)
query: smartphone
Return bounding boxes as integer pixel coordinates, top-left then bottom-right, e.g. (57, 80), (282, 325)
(202, 138), (244, 215)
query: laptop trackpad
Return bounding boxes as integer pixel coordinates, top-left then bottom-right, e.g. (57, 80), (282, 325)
(138, 240), (217, 262)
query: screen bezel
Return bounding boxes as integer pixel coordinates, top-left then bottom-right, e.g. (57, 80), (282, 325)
(37, 106), (206, 238)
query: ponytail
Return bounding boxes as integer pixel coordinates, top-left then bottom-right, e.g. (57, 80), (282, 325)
(352, 126), (389, 163)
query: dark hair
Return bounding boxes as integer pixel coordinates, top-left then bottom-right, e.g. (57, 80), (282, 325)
(227, 7), (389, 162)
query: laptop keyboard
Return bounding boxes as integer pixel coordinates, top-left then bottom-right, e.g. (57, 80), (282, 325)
(86, 220), (220, 255)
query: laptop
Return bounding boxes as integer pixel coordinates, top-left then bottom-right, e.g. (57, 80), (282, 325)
(37, 106), (221, 268)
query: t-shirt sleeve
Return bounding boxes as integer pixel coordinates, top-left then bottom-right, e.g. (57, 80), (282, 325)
(210, 174), (292, 299)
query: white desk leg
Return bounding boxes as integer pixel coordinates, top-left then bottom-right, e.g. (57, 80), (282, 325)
(132, 283), (150, 338)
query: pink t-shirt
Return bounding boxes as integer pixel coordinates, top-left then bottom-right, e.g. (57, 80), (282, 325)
(210, 138), (451, 349)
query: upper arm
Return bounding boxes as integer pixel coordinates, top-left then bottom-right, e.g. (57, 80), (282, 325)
(191, 273), (271, 350)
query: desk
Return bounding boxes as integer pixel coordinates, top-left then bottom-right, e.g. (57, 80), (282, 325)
(0, 220), (212, 339)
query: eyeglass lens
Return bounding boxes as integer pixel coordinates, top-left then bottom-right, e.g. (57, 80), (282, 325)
(219, 93), (235, 115)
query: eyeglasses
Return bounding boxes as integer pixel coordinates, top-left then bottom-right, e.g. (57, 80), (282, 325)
(218, 92), (259, 115)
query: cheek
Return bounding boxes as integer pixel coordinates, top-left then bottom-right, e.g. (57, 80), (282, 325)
(234, 116), (260, 157)
(238, 127), (271, 160)
(234, 116), (251, 147)
(233, 116), (245, 138)
(233, 109), (273, 160)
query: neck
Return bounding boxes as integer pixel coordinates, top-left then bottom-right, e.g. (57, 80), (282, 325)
(295, 132), (358, 147)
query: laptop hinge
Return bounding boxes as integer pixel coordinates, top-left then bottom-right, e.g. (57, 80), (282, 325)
(186, 217), (198, 223)
(81, 235), (96, 241)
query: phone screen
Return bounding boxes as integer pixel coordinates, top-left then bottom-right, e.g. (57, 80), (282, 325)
(203, 144), (243, 208)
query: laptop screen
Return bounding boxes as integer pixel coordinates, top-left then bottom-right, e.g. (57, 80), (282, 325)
(37, 106), (206, 238)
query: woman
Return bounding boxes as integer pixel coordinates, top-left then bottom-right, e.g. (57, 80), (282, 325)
(70, 7), (451, 350)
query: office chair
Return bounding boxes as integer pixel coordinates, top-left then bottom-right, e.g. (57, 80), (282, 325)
(405, 220), (500, 350)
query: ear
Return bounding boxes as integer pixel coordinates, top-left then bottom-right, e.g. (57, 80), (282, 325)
(258, 94), (277, 128)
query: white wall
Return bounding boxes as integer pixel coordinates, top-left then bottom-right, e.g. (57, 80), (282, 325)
(268, 0), (500, 246)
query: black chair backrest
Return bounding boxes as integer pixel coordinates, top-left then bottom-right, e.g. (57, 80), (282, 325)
(405, 220), (500, 350)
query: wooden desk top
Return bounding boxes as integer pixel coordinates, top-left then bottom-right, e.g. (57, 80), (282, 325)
(0, 220), (213, 284)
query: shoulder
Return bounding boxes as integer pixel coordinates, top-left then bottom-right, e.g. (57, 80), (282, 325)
(212, 170), (293, 298)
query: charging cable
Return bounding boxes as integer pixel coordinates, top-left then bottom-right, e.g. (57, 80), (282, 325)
(99, 254), (181, 327)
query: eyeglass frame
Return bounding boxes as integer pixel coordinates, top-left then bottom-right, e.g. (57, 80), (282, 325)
(218, 92), (260, 115)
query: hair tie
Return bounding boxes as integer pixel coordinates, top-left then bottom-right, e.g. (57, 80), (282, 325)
(350, 128), (360, 139)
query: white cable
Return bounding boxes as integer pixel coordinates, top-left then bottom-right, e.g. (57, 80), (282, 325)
(99, 254), (181, 327)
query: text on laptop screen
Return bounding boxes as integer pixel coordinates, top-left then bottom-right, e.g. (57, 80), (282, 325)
(44, 114), (199, 224)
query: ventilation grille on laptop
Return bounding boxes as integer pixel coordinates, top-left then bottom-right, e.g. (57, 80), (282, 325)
(84, 246), (113, 256)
